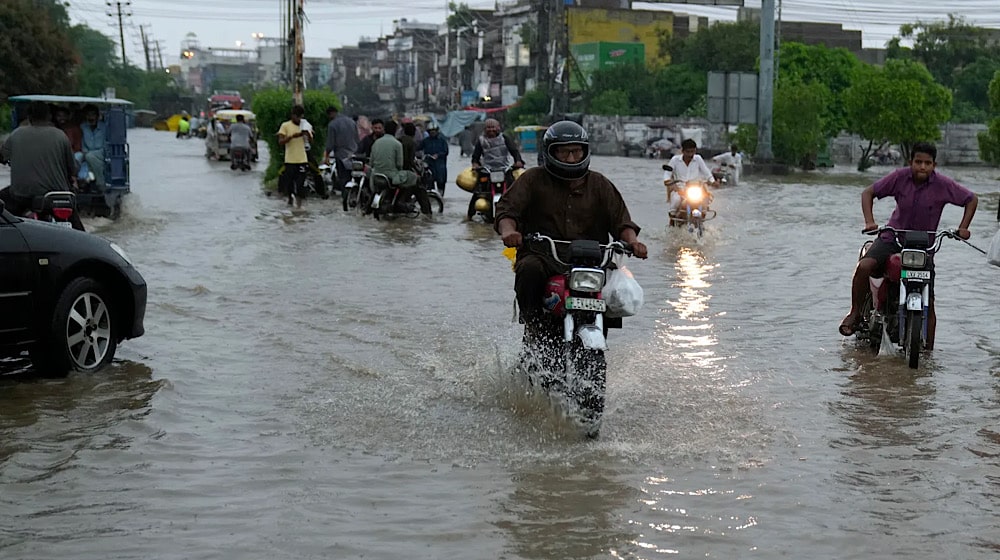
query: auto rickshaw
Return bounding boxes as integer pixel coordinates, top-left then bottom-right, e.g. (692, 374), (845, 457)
(205, 109), (258, 162)
(7, 94), (132, 219)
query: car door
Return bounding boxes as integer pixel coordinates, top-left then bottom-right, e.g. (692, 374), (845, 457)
(0, 213), (33, 343)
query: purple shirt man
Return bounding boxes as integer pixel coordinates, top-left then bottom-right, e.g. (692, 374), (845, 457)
(873, 166), (974, 241)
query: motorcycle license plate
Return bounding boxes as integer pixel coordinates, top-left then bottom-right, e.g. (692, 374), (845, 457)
(902, 270), (931, 280)
(565, 297), (606, 312)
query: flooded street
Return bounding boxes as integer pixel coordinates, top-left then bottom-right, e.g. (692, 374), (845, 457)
(2, 128), (1000, 559)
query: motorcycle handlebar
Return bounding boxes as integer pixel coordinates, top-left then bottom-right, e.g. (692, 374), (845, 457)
(863, 226), (957, 252)
(523, 233), (632, 267)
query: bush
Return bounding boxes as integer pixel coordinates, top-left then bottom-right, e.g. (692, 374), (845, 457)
(251, 88), (342, 182)
(589, 89), (633, 116)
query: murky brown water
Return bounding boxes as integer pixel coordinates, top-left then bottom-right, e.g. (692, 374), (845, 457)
(2, 129), (1000, 558)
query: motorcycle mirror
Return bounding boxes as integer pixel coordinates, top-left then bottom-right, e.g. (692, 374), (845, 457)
(662, 164), (673, 171)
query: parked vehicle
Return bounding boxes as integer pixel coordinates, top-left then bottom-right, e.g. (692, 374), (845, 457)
(517, 233), (635, 438)
(340, 158), (373, 214)
(0, 197), (146, 375)
(855, 227), (958, 368)
(8, 94), (132, 219)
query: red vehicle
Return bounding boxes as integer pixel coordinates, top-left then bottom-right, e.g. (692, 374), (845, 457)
(207, 90), (244, 116)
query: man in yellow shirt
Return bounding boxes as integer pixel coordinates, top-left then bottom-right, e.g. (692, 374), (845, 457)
(277, 105), (312, 207)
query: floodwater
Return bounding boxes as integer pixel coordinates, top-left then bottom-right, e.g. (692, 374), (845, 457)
(2, 129), (1000, 559)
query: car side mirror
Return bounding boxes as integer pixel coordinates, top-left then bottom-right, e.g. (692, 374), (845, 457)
(662, 164), (673, 171)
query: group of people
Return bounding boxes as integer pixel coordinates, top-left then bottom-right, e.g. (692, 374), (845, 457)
(0, 100), (105, 230)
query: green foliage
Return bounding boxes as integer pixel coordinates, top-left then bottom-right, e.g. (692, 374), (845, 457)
(731, 123), (757, 157)
(447, 2), (475, 29)
(507, 85), (551, 127)
(888, 15), (1000, 119)
(586, 63), (705, 117)
(588, 90), (633, 116)
(978, 70), (1000, 165)
(680, 93), (707, 118)
(772, 80), (827, 166)
(251, 88), (343, 182)
(664, 20), (759, 73)
(777, 42), (862, 137)
(343, 76), (384, 116)
(844, 60), (951, 162)
(0, 0), (77, 99)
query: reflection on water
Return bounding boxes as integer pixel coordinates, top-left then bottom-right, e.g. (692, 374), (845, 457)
(659, 246), (722, 374)
(496, 459), (639, 559)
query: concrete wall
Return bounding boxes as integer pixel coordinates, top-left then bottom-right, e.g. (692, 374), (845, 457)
(582, 115), (727, 157)
(830, 123), (988, 166)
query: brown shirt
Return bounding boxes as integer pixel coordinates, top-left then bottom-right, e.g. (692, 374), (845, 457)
(495, 167), (640, 248)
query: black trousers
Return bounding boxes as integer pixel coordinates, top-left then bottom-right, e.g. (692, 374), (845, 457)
(279, 163), (308, 199)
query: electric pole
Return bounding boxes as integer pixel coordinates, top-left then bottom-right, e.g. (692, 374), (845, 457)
(106, 1), (132, 66)
(139, 24), (151, 71)
(756, 0), (775, 161)
(293, 0), (305, 105)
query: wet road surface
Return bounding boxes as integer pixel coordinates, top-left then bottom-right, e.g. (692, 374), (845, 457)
(2, 129), (1000, 558)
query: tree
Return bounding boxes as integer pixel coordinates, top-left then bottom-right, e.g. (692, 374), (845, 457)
(844, 60), (952, 169)
(777, 42), (862, 137)
(588, 90), (633, 116)
(663, 20), (759, 73)
(772, 80), (827, 167)
(0, 0), (77, 99)
(587, 62), (705, 117)
(976, 70), (1000, 165)
(888, 15), (1000, 121)
(507, 84), (551, 127)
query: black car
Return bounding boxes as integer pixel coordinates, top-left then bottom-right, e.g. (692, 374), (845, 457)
(0, 198), (146, 375)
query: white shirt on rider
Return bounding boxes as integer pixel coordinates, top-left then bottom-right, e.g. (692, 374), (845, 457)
(665, 154), (713, 212)
(664, 154), (714, 184)
(712, 152), (742, 169)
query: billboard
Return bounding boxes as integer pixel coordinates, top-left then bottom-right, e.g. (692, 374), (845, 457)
(570, 42), (645, 91)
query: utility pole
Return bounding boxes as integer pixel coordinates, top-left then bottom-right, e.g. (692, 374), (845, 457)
(756, 0), (775, 161)
(139, 24), (151, 71)
(293, 0), (305, 105)
(106, 1), (131, 67)
(155, 40), (164, 70)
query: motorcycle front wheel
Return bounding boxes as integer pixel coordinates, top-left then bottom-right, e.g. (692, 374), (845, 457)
(905, 309), (922, 368)
(427, 190), (444, 214)
(567, 341), (607, 437)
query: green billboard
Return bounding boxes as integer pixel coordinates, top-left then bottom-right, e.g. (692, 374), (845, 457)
(569, 41), (646, 91)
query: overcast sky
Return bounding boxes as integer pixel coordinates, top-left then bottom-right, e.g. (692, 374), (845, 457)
(65, 0), (1000, 68)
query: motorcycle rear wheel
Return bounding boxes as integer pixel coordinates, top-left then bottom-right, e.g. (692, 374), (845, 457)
(427, 191), (444, 214)
(860, 293), (881, 352)
(905, 310), (922, 368)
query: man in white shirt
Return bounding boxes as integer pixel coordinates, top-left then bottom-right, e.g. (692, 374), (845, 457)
(664, 138), (716, 214)
(711, 144), (743, 186)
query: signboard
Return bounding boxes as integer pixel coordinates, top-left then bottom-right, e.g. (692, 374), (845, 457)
(707, 71), (758, 124)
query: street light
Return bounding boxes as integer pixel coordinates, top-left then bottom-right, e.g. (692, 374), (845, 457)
(235, 40), (244, 48)
(251, 32), (264, 40)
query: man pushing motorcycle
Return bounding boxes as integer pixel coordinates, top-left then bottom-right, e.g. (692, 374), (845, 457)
(839, 141), (978, 350)
(495, 120), (648, 343)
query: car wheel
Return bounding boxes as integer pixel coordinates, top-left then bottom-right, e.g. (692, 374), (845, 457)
(31, 277), (118, 375)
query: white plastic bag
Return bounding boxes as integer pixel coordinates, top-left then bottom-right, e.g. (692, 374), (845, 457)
(604, 262), (644, 318)
(988, 229), (1000, 267)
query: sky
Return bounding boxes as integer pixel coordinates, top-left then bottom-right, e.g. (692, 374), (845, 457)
(65, 0), (1000, 68)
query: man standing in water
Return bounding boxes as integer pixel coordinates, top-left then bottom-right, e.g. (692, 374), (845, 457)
(839, 142), (977, 350)
(277, 105), (311, 208)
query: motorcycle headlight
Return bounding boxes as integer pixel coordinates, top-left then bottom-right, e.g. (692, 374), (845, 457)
(685, 185), (705, 204)
(489, 171), (506, 183)
(900, 250), (926, 268)
(569, 268), (605, 292)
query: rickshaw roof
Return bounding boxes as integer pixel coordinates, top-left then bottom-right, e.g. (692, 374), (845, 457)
(214, 109), (256, 121)
(8, 94), (134, 106)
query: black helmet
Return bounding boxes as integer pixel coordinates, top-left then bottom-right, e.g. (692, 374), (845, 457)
(541, 120), (591, 180)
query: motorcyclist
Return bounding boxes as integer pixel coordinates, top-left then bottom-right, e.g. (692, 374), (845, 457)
(710, 144), (742, 186)
(471, 118), (525, 179)
(177, 115), (191, 139)
(664, 139), (716, 217)
(495, 120), (648, 343)
(228, 114), (253, 170)
(0, 101), (85, 231)
(419, 122), (449, 195)
(839, 141), (977, 350)
(370, 120), (431, 217)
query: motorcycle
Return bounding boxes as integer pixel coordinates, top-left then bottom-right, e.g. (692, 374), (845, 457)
(467, 165), (512, 223)
(665, 175), (716, 237)
(340, 158), (373, 214)
(711, 164), (735, 185)
(855, 226), (958, 368)
(230, 147), (251, 171)
(9, 190), (81, 229)
(370, 172), (444, 221)
(518, 233), (634, 438)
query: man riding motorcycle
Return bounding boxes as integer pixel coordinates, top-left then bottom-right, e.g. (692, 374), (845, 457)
(471, 118), (525, 176)
(495, 120), (648, 346)
(665, 139), (717, 216)
(0, 101), (85, 231)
